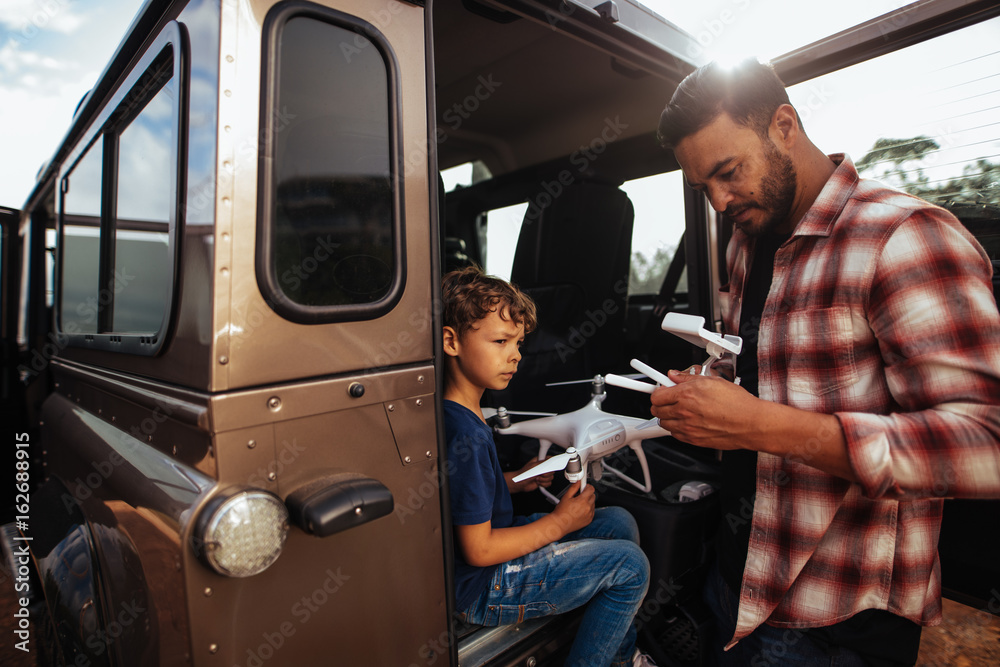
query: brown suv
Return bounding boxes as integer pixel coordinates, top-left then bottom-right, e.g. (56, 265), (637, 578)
(2, 1), (998, 666)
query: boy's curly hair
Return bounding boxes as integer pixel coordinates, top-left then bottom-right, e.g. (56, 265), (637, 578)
(442, 266), (537, 337)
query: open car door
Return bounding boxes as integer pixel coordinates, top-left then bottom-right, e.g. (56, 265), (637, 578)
(0, 206), (25, 446)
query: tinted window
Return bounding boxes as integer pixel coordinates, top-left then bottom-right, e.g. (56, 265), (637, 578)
(61, 136), (103, 334)
(269, 15), (395, 308)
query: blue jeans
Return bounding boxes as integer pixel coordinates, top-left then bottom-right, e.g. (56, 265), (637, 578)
(702, 562), (869, 666)
(460, 506), (649, 667)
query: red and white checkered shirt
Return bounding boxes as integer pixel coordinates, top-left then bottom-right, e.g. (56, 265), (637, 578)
(719, 155), (1000, 647)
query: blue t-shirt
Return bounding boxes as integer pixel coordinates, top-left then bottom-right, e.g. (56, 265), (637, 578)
(443, 400), (516, 611)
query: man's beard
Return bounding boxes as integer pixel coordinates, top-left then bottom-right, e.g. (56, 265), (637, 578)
(727, 139), (797, 236)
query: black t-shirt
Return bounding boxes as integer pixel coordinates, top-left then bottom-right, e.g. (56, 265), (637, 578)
(716, 233), (786, 593)
(714, 233), (921, 666)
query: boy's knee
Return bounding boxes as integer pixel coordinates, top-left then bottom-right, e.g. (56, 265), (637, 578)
(598, 506), (641, 544)
(617, 541), (650, 585)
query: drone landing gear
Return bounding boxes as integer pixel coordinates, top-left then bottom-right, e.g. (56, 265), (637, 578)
(535, 442), (653, 504)
(601, 443), (652, 494)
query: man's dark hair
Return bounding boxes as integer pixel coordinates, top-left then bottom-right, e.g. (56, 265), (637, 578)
(657, 59), (797, 149)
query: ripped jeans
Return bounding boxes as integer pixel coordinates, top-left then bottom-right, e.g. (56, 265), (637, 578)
(459, 507), (649, 667)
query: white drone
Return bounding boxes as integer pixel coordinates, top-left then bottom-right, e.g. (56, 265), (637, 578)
(494, 312), (742, 502)
(605, 312), (743, 393)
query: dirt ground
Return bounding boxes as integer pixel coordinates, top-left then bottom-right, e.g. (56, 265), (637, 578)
(915, 597), (1000, 667)
(0, 561), (996, 665)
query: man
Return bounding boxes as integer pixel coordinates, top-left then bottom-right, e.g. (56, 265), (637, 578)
(653, 59), (1000, 665)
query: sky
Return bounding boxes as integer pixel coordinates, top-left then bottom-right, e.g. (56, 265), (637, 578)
(1, 0), (997, 215)
(0, 0), (145, 210)
(0, 0), (893, 210)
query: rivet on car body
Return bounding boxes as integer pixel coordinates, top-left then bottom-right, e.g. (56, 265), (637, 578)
(247, 440), (256, 449)
(204, 587), (213, 597)
(268, 396), (281, 411)
(348, 383), (365, 398)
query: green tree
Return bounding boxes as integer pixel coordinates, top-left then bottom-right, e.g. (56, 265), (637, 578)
(857, 137), (999, 207)
(855, 136), (940, 190)
(629, 244), (676, 294)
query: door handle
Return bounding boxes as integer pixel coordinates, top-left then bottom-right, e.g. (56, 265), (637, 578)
(286, 474), (394, 537)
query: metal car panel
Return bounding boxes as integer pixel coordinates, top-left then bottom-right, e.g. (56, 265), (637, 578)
(184, 368), (448, 666)
(210, 0), (434, 392)
(52, 0), (221, 390)
(40, 391), (216, 666)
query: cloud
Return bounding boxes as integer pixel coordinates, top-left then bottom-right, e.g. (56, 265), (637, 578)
(0, 0), (142, 207)
(0, 0), (86, 38)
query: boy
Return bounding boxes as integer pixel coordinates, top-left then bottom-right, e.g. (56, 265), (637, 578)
(441, 266), (655, 667)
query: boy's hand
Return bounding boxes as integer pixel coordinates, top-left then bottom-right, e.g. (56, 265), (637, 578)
(506, 460), (554, 493)
(552, 480), (595, 534)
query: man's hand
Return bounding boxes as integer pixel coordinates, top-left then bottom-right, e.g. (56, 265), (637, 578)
(651, 369), (857, 481)
(506, 460), (554, 493)
(650, 370), (757, 450)
(551, 480), (595, 534)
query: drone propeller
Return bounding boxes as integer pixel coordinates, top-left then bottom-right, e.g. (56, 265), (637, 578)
(545, 373), (645, 387)
(545, 376), (601, 387)
(481, 407), (557, 420)
(512, 447), (581, 482)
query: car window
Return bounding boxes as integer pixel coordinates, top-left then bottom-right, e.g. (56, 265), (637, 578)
(55, 29), (182, 353)
(114, 77), (175, 333)
(622, 170), (687, 296)
(441, 161), (492, 193)
(482, 202), (528, 280)
(786, 16), (1000, 260)
(60, 135), (104, 335)
(260, 10), (403, 320)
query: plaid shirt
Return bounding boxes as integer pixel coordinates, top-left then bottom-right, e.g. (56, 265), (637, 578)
(719, 155), (1000, 647)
